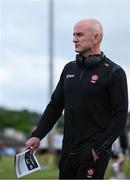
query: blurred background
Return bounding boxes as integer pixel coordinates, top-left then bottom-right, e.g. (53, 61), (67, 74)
(0, 0), (130, 179)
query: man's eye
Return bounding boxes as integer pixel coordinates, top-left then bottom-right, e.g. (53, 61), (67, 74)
(73, 33), (83, 36)
(77, 33), (83, 37)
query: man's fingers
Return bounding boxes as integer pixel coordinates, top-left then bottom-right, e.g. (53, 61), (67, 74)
(92, 148), (99, 161)
(25, 137), (40, 153)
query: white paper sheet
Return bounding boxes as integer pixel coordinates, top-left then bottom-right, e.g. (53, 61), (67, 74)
(15, 150), (41, 178)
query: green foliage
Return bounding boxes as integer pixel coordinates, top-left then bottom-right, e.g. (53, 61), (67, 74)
(0, 107), (41, 133)
(57, 115), (64, 129)
(125, 112), (130, 131)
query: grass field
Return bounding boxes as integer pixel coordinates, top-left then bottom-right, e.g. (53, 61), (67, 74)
(0, 154), (130, 179)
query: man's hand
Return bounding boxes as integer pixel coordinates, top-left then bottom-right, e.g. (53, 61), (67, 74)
(25, 137), (40, 153)
(92, 148), (99, 161)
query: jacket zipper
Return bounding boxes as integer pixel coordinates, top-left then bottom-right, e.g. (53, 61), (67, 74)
(79, 69), (85, 80)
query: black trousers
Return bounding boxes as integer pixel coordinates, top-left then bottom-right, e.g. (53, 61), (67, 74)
(59, 148), (110, 179)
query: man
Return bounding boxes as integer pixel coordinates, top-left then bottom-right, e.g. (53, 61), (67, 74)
(26, 19), (128, 179)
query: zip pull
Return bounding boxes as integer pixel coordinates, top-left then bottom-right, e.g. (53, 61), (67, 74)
(79, 69), (85, 80)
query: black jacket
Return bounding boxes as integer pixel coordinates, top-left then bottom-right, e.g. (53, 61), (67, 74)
(31, 55), (128, 155)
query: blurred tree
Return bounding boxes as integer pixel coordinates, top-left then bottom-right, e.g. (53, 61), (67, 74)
(0, 107), (41, 133)
(57, 115), (64, 129)
(126, 112), (130, 131)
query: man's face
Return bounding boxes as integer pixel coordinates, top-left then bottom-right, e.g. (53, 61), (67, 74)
(73, 24), (95, 55)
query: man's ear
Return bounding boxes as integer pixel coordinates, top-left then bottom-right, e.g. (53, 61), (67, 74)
(93, 33), (100, 44)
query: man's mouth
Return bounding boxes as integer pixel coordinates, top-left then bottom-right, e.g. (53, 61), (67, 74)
(75, 45), (80, 48)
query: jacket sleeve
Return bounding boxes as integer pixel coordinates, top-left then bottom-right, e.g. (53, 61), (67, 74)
(31, 65), (66, 140)
(93, 67), (128, 155)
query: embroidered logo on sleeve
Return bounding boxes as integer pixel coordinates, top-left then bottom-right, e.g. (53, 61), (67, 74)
(104, 62), (110, 67)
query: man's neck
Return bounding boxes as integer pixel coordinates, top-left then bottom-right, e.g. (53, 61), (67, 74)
(82, 47), (101, 57)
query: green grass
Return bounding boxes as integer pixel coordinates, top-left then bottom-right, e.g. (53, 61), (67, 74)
(0, 154), (58, 179)
(0, 155), (130, 179)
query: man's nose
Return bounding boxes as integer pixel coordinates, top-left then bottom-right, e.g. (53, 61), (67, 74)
(73, 36), (78, 43)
